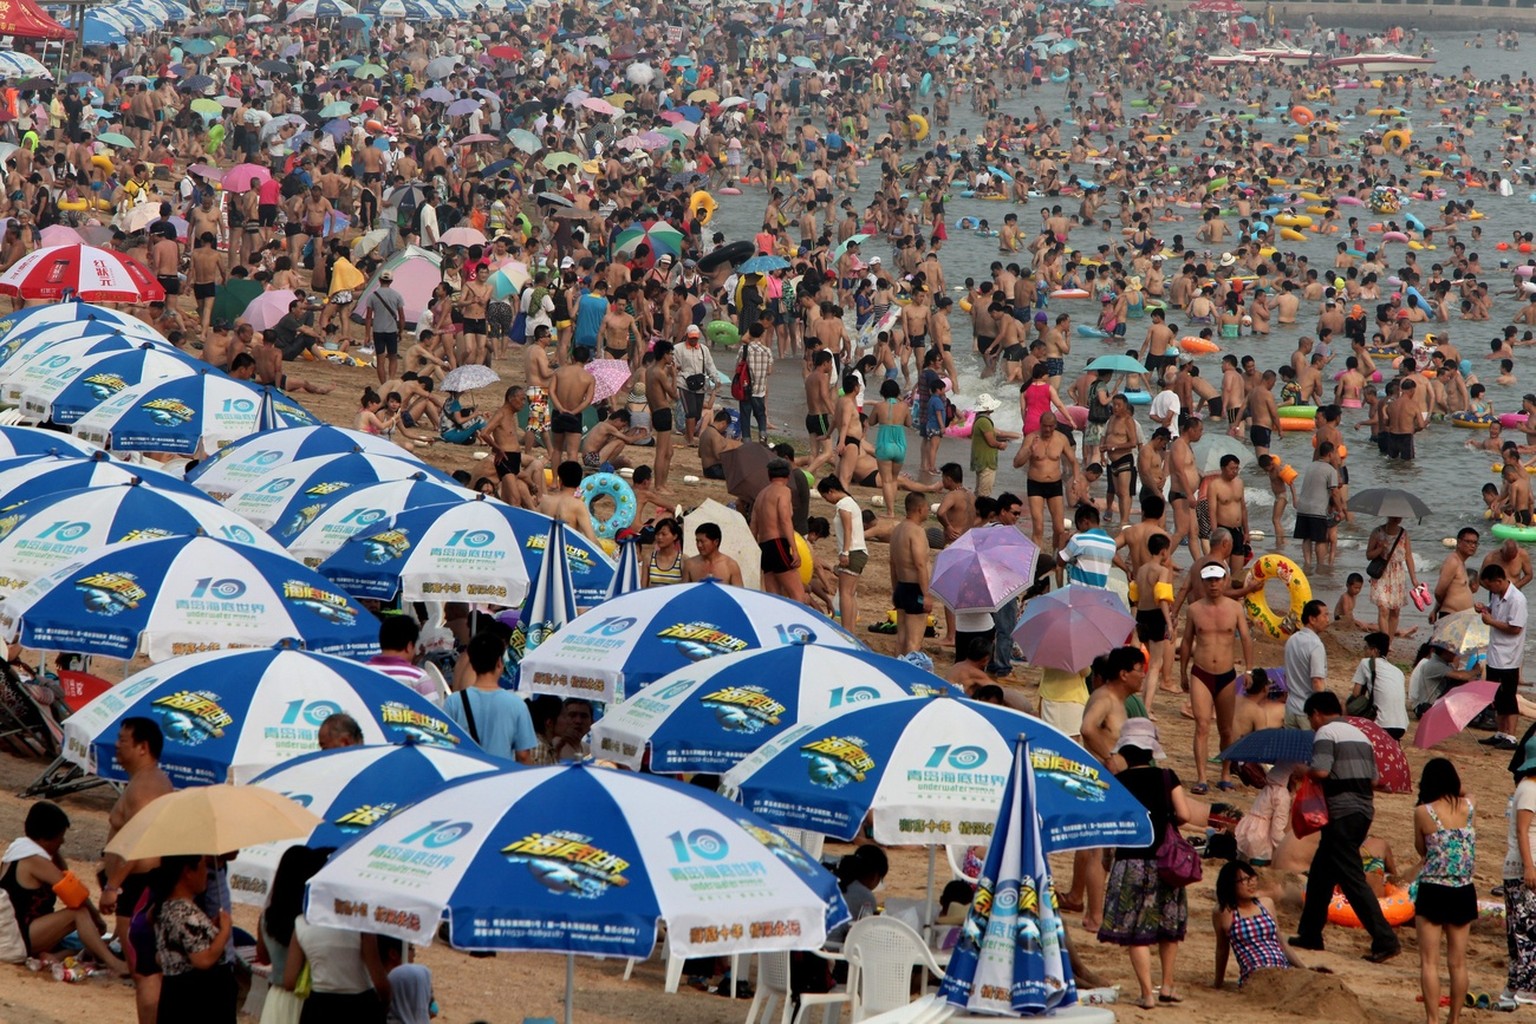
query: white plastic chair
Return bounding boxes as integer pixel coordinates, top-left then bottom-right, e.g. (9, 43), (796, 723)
(843, 917), (948, 1024)
(777, 826), (827, 863)
(945, 844), (985, 882)
(620, 927), (743, 997)
(742, 951), (850, 1024)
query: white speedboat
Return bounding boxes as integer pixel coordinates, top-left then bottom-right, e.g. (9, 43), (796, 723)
(1325, 51), (1436, 74)
(1208, 50), (1259, 66)
(1242, 47), (1321, 66)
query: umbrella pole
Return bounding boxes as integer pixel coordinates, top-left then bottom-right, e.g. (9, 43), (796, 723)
(565, 953), (575, 1024)
(925, 845), (937, 930)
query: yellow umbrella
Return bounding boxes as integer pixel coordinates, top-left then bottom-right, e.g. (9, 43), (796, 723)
(687, 88), (720, 103)
(604, 92), (634, 107)
(106, 786), (321, 859)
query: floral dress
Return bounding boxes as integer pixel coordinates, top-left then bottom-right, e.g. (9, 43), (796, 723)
(1368, 526), (1410, 611)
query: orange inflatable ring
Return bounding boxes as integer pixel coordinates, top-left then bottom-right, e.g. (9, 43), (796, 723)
(1327, 883), (1414, 928)
(1278, 417), (1316, 432)
(1290, 105), (1313, 126)
(1177, 336), (1221, 354)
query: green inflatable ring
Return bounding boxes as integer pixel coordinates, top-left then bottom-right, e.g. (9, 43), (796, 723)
(706, 319), (740, 346)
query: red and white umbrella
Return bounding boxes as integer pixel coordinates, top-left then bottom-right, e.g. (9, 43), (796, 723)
(0, 244), (165, 303)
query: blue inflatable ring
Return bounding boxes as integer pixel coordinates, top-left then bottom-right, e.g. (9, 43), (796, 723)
(576, 472), (637, 540)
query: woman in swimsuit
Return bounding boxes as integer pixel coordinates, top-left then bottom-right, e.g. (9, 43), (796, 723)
(871, 380), (911, 517)
(641, 517), (685, 588)
(1019, 362), (1074, 436)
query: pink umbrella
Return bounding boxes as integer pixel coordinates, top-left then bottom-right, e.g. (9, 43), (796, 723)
(1012, 585), (1135, 673)
(456, 133), (497, 144)
(39, 225), (83, 247)
(438, 226), (488, 248)
(582, 97), (620, 116)
(1413, 680), (1500, 749)
(241, 289), (300, 331)
(223, 163), (272, 193)
(1348, 716), (1412, 793)
(931, 528), (1040, 612)
(187, 163), (224, 182)
(586, 358), (634, 402)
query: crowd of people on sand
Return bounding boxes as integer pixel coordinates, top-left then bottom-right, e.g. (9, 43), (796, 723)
(14, 0), (1536, 1017)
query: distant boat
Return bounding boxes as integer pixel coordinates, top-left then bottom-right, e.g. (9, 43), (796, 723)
(1208, 50), (1259, 66)
(1326, 51), (1437, 74)
(1241, 47), (1321, 67)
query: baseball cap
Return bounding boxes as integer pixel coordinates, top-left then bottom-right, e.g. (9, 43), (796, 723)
(870, 256), (882, 264)
(379, 271), (393, 282)
(560, 256), (575, 269)
(1200, 564), (1229, 580)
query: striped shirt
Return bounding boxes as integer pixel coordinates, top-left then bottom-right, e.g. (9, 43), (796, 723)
(368, 654), (440, 705)
(1061, 528), (1117, 588)
(1311, 718), (1377, 819)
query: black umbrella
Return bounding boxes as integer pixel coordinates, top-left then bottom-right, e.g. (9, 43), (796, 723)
(722, 442), (775, 505)
(509, 99), (543, 122)
(536, 191), (574, 207)
(178, 74), (216, 93)
(258, 60), (296, 77)
(1347, 488), (1432, 522)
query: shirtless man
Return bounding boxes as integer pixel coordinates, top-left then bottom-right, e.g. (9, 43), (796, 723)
(1114, 491), (1171, 578)
(1137, 426), (1170, 499)
(683, 522), (744, 584)
(1099, 394), (1141, 525)
(97, 717), (174, 1024)
(1433, 528), (1480, 621)
(599, 291), (640, 364)
(1207, 454), (1249, 575)
(752, 459), (805, 601)
(889, 492), (933, 654)
(1180, 563), (1254, 793)
(150, 229), (180, 301)
(477, 385), (539, 507)
(525, 324), (556, 453)
(187, 232), (225, 338)
(580, 409), (635, 470)
(550, 347), (596, 464)
(537, 460), (599, 543)
(1133, 533), (1176, 712)
(936, 463), (975, 546)
(1484, 537), (1536, 591)
(1136, 308), (1177, 385)
(804, 349), (837, 473)
(1042, 313), (1071, 389)
(1075, 645), (1146, 929)
(1167, 413), (1204, 559)
(188, 192), (221, 260)
(458, 264), (494, 366)
(1014, 411), (1077, 557)
(646, 341), (679, 489)
(1234, 369), (1279, 456)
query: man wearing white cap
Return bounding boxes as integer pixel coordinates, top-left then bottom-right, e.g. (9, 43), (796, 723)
(1179, 562), (1252, 794)
(968, 393), (1014, 498)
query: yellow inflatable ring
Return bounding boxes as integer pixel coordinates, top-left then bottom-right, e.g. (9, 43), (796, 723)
(1273, 213), (1312, 228)
(908, 114), (930, 142)
(1327, 883), (1414, 928)
(57, 199), (88, 211)
(688, 190), (718, 226)
(1383, 129), (1411, 154)
(90, 154), (114, 173)
(793, 532), (814, 586)
(1244, 553), (1312, 640)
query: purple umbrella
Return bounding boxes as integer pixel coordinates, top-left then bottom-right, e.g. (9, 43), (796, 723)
(1012, 585), (1135, 673)
(421, 85), (454, 104)
(930, 527), (1039, 613)
(446, 98), (481, 117)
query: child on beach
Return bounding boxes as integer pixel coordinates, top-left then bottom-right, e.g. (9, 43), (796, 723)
(1257, 454), (1297, 547)
(1334, 572), (1376, 632)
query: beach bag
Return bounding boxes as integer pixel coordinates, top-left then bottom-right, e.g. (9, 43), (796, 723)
(1366, 528), (1402, 581)
(1155, 770), (1201, 887)
(258, 983), (304, 1024)
(1290, 776), (1329, 839)
(0, 891), (26, 963)
(1346, 658), (1378, 720)
(730, 350), (751, 401)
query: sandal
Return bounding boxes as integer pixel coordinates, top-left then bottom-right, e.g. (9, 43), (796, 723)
(1189, 782), (1210, 795)
(1215, 780), (1237, 791)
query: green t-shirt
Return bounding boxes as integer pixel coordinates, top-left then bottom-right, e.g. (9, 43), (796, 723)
(970, 414), (997, 472)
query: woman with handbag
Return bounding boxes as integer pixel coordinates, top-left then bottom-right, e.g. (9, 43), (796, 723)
(1365, 516), (1420, 649)
(257, 846), (332, 1024)
(1097, 718), (1209, 1010)
(1414, 758), (1477, 1020)
(1350, 632), (1409, 739)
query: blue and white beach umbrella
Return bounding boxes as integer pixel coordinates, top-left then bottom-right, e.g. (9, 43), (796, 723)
(60, 648), (470, 786)
(304, 762), (849, 960)
(0, 452), (207, 507)
(722, 696), (1154, 849)
(940, 738), (1076, 1016)
(0, 535), (380, 662)
(0, 425), (102, 460)
(20, 344), (205, 424)
(185, 425), (419, 499)
(276, 476), (468, 564)
(0, 300), (155, 346)
(71, 370), (317, 454)
(591, 646), (961, 773)
(228, 741), (509, 903)
(512, 519), (578, 665)
(0, 331), (174, 404)
(605, 536), (640, 600)
(221, 451), (458, 529)
(316, 494), (533, 606)
(519, 579), (862, 704)
(0, 481), (280, 597)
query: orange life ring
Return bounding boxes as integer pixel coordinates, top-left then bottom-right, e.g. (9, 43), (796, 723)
(1327, 883), (1414, 929)
(1290, 105), (1313, 126)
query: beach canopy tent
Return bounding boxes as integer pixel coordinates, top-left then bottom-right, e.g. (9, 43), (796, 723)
(0, 0), (70, 39)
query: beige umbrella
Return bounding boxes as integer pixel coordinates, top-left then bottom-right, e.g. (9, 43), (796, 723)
(105, 786), (321, 859)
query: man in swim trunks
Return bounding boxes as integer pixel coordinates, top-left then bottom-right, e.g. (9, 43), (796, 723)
(1234, 368), (1279, 456)
(1179, 562), (1253, 793)
(647, 340), (680, 489)
(1014, 411), (1077, 559)
(525, 324), (556, 451)
(805, 349), (836, 472)
(550, 346), (596, 464)
(889, 491), (933, 655)
(751, 459), (805, 602)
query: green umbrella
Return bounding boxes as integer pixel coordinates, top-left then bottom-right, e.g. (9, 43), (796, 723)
(320, 101), (353, 117)
(328, 58), (360, 71)
(210, 279), (265, 330)
(655, 126), (689, 144)
(190, 98), (223, 117)
(834, 233), (872, 257)
(509, 128), (540, 154)
(542, 151), (583, 170)
(98, 132), (135, 149)
(352, 63), (387, 80)
(613, 220), (684, 258)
